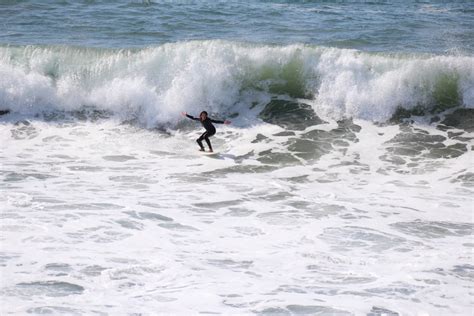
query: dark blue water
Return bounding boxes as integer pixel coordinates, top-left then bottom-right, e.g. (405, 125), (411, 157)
(1, 1), (473, 53)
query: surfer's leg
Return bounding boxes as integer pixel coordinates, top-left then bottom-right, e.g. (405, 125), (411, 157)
(204, 135), (213, 152)
(196, 132), (206, 151)
(204, 130), (215, 152)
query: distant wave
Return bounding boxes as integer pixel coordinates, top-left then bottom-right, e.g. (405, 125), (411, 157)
(1, 41), (473, 126)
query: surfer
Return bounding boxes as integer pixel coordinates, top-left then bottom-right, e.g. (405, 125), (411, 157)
(181, 111), (231, 152)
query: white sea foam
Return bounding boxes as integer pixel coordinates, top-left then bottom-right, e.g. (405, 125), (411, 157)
(1, 114), (473, 314)
(313, 50), (474, 120)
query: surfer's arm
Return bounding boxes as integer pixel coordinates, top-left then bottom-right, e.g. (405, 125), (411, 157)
(210, 118), (231, 124)
(210, 118), (224, 124)
(183, 113), (199, 121)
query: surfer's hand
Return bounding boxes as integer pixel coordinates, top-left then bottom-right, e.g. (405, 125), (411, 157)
(181, 111), (187, 116)
(224, 120), (231, 125)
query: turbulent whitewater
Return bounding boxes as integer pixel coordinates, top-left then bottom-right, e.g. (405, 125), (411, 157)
(1, 1), (474, 316)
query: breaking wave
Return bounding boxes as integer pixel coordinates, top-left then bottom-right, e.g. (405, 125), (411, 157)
(0, 40), (473, 126)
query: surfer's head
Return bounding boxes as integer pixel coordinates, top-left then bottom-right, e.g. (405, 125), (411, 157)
(199, 111), (208, 121)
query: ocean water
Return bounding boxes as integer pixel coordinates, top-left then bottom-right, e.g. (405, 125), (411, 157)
(1, 1), (473, 315)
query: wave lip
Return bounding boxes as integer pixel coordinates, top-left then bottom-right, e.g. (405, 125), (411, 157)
(0, 41), (473, 126)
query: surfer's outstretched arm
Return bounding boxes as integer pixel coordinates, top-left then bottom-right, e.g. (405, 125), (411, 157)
(186, 114), (200, 121)
(181, 112), (199, 121)
(210, 118), (231, 124)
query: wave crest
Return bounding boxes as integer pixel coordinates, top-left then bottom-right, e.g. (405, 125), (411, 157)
(0, 41), (473, 125)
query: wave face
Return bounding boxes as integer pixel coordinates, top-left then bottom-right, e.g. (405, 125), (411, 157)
(1, 41), (473, 126)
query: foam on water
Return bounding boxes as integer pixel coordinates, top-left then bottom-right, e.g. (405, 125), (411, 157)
(1, 112), (473, 314)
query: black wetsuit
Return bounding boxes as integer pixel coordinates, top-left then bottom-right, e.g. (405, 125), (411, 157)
(186, 114), (225, 151)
